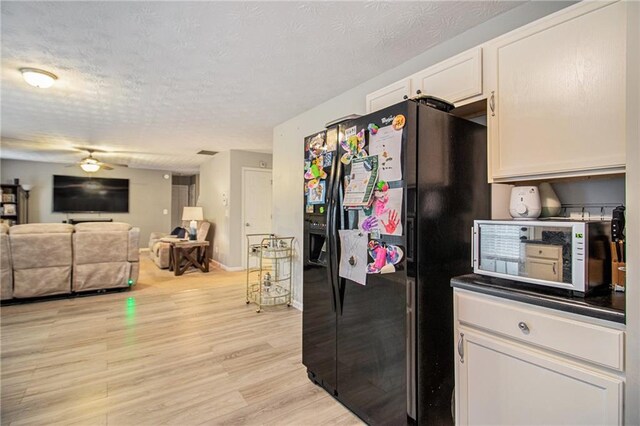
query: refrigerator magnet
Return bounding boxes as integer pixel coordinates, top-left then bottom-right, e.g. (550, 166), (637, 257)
(308, 180), (326, 205)
(305, 204), (314, 214)
(367, 241), (403, 274)
(392, 114), (406, 130)
(308, 133), (325, 158)
(304, 156), (327, 181)
(340, 131), (367, 165)
(323, 152), (333, 167)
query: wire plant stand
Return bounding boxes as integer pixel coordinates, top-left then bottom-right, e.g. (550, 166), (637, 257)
(245, 234), (294, 313)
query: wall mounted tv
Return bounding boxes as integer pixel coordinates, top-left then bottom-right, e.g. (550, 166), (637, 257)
(53, 175), (129, 213)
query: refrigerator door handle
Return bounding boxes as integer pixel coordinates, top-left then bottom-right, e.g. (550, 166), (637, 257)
(326, 195), (337, 313)
(332, 151), (344, 316)
(325, 143), (338, 314)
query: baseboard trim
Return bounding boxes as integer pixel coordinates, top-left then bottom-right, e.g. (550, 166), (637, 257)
(210, 259), (244, 272)
(291, 299), (303, 311)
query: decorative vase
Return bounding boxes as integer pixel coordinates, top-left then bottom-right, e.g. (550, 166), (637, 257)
(538, 182), (562, 217)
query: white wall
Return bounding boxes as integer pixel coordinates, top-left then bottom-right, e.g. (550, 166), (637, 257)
(0, 159), (172, 245)
(272, 1), (575, 308)
(199, 150), (272, 269)
(199, 151), (231, 266)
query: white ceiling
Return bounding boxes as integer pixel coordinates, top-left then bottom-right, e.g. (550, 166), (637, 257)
(1, 1), (522, 173)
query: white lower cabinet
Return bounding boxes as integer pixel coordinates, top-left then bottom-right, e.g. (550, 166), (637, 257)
(454, 289), (625, 425)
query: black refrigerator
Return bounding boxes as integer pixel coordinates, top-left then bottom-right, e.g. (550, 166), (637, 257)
(302, 100), (490, 425)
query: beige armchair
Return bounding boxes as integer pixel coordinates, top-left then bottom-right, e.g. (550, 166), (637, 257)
(149, 221), (210, 269)
(9, 223), (74, 298)
(1, 224), (12, 300)
(73, 222), (140, 292)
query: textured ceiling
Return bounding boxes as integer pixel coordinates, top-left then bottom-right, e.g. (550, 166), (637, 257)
(1, 1), (522, 173)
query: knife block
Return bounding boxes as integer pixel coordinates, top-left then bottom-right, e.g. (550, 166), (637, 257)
(612, 260), (626, 292)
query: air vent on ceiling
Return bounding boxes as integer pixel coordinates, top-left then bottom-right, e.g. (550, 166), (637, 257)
(197, 150), (218, 156)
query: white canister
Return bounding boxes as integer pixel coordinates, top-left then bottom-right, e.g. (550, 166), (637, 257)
(509, 186), (541, 219)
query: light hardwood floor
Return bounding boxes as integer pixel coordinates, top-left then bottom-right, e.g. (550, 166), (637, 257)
(1, 257), (363, 425)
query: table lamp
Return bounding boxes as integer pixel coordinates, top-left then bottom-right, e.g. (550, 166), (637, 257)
(182, 207), (203, 240)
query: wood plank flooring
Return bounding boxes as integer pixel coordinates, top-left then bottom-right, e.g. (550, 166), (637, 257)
(1, 257), (363, 425)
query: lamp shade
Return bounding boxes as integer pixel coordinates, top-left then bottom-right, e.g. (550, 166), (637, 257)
(182, 206), (203, 221)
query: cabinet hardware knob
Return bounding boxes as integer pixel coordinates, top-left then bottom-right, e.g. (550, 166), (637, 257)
(518, 321), (530, 334)
(457, 333), (465, 363)
(490, 91), (496, 117)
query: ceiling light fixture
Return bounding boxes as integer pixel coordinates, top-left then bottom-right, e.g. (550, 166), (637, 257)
(20, 68), (58, 88)
(80, 159), (101, 173)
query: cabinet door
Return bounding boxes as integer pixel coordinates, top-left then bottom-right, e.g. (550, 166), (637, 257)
(487, 1), (627, 181)
(455, 327), (624, 425)
(365, 79), (411, 113)
(412, 47), (482, 105)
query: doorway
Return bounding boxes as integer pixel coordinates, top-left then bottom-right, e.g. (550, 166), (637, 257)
(242, 167), (272, 268)
(171, 175), (198, 229)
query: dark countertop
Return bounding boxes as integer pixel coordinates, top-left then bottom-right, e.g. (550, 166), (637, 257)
(451, 274), (625, 324)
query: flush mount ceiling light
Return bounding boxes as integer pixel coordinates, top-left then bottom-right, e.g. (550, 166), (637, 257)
(20, 68), (58, 88)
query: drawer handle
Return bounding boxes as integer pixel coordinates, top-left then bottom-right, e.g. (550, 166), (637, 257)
(457, 333), (464, 363)
(553, 262), (557, 274)
(518, 321), (530, 335)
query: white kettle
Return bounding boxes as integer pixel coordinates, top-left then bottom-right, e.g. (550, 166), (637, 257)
(509, 186), (541, 219)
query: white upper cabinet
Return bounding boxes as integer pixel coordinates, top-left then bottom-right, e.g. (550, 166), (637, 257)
(365, 79), (412, 114)
(412, 47), (483, 106)
(365, 47), (483, 114)
(486, 1), (627, 182)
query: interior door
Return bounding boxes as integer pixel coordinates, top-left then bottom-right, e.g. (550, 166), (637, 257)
(242, 168), (273, 268)
(171, 184), (190, 229)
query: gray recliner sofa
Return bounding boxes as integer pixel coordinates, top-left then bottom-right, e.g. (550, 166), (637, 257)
(73, 222), (140, 292)
(9, 223), (75, 298)
(1, 224), (12, 300)
(3, 222), (140, 300)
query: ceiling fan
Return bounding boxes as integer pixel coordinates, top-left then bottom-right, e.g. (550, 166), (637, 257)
(68, 149), (126, 173)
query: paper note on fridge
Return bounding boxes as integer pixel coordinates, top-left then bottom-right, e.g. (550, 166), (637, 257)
(338, 230), (368, 286)
(369, 124), (402, 182)
(343, 156), (379, 208)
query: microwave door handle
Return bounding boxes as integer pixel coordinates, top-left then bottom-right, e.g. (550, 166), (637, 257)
(470, 226), (475, 268)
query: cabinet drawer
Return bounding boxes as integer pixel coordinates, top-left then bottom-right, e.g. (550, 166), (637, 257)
(455, 290), (624, 371)
(525, 243), (561, 259)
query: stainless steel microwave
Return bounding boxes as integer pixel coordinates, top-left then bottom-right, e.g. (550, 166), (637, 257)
(472, 220), (611, 294)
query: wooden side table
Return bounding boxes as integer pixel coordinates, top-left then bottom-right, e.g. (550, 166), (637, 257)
(168, 240), (210, 276)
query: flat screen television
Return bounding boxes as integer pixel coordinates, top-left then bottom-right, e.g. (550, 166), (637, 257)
(52, 175), (129, 213)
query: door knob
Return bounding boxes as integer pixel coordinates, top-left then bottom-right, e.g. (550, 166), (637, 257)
(245, 223), (250, 227)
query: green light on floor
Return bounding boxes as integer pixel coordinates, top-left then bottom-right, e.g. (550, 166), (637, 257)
(126, 297), (136, 329)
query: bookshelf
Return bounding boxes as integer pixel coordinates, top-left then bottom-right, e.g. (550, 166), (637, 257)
(1, 184), (27, 226)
